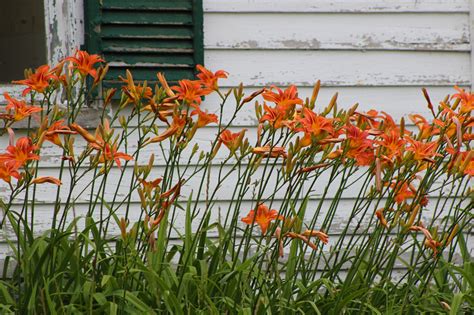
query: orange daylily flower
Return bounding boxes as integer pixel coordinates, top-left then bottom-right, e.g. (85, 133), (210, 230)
(302, 229), (329, 244)
(262, 85), (303, 111)
(0, 162), (20, 183)
(44, 120), (76, 147)
(140, 177), (163, 195)
(252, 146), (287, 158)
(409, 224), (443, 257)
(409, 114), (439, 139)
(260, 103), (286, 129)
(190, 107), (218, 127)
(97, 143), (133, 169)
(389, 181), (416, 204)
(30, 176), (62, 186)
(3, 93), (42, 122)
(296, 107), (336, 146)
(172, 79), (210, 105)
(70, 123), (98, 144)
(344, 125), (375, 166)
(219, 129), (247, 154)
(405, 138), (441, 163)
(451, 86), (474, 114)
(12, 65), (57, 95)
(196, 64), (228, 91)
(377, 129), (405, 161)
(241, 203), (284, 234)
(0, 137), (39, 168)
(147, 114), (187, 144)
(65, 50), (104, 80)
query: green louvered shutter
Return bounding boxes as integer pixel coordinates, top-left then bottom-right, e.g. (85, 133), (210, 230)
(84, 0), (203, 90)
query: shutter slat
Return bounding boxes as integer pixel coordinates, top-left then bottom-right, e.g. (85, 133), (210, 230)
(102, 0), (192, 11)
(102, 38), (193, 51)
(101, 11), (193, 25)
(101, 25), (193, 39)
(104, 53), (194, 66)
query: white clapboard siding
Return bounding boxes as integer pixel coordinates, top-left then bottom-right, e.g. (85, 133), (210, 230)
(1, 0), (473, 263)
(204, 13), (470, 51)
(203, 0), (469, 13)
(204, 50), (470, 87)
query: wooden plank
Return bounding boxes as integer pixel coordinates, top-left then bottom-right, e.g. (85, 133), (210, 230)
(102, 0), (192, 11)
(102, 38), (193, 51)
(204, 13), (470, 51)
(203, 0), (470, 13)
(0, 198), (466, 241)
(470, 0), (474, 90)
(101, 25), (193, 39)
(101, 10), (193, 25)
(103, 52), (194, 65)
(105, 68), (195, 82)
(204, 50), (470, 86)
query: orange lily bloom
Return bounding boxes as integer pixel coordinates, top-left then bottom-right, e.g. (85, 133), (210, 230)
(0, 137), (39, 168)
(30, 176), (62, 186)
(302, 229), (329, 244)
(409, 224), (443, 257)
(451, 86), (474, 114)
(219, 129), (247, 154)
(3, 93), (42, 121)
(70, 123), (98, 145)
(12, 65), (57, 95)
(241, 203), (283, 234)
(409, 114), (439, 139)
(172, 79), (210, 105)
(140, 177), (163, 195)
(97, 143), (133, 169)
(190, 107), (218, 127)
(377, 129), (405, 161)
(0, 162), (20, 183)
(296, 108), (335, 146)
(389, 181), (416, 204)
(196, 64), (228, 91)
(65, 50), (104, 80)
(252, 146), (287, 158)
(405, 138), (441, 163)
(260, 103), (286, 129)
(344, 125), (375, 166)
(147, 114), (187, 144)
(44, 120), (76, 147)
(262, 85), (303, 111)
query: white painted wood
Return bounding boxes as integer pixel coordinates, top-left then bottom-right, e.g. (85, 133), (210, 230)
(470, 0), (474, 90)
(205, 50), (470, 87)
(203, 0), (470, 13)
(204, 13), (470, 51)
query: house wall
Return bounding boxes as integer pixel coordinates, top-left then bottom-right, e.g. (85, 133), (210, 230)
(0, 0), (472, 260)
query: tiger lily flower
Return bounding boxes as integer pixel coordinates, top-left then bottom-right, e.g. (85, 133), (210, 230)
(262, 85), (303, 111)
(302, 229), (329, 244)
(0, 162), (20, 183)
(65, 50), (104, 80)
(406, 138), (441, 163)
(196, 64), (228, 91)
(43, 120), (76, 147)
(172, 79), (210, 105)
(375, 209), (389, 228)
(219, 129), (247, 154)
(120, 70), (153, 105)
(451, 86), (474, 114)
(409, 224), (443, 257)
(12, 65), (57, 95)
(0, 137), (39, 168)
(241, 203), (283, 234)
(3, 93), (42, 121)
(97, 143), (133, 169)
(190, 107), (218, 128)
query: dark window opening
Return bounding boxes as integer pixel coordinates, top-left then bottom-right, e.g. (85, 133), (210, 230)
(0, 0), (47, 83)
